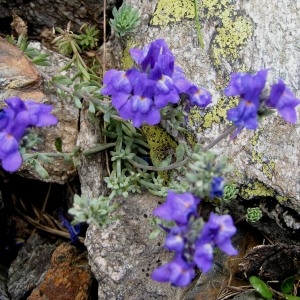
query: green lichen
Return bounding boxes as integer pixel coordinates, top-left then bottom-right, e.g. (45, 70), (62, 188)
(121, 39), (136, 69)
(202, 96), (238, 128)
(150, 0), (195, 26)
(250, 131), (259, 147)
(262, 161), (275, 180)
(188, 95), (238, 130)
(211, 16), (253, 66)
(250, 128), (275, 180)
(202, 0), (230, 18)
(251, 150), (263, 164)
(141, 125), (177, 180)
(241, 181), (275, 199)
(202, 0), (253, 68)
(276, 195), (288, 203)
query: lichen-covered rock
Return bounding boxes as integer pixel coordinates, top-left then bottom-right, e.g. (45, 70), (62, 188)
(85, 193), (184, 300)
(0, 37), (78, 183)
(121, 0), (300, 229)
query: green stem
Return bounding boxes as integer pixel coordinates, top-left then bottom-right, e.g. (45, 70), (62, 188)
(128, 125), (236, 172)
(139, 179), (164, 190)
(39, 70), (125, 122)
(128, 157), (189, 171)
(23, 152), (73, 160)
(203, 125), (236, 151)
(194, 0), (204, 49)
(22, 142), (116, 160)
(82, 142), (116, 156)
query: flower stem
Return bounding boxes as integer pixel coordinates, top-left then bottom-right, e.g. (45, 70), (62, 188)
(203, 125), (236, 151)
(22, 142), (116, 160)
(82, 142), (116, 156)
(194, 0), (204, 49)
(128, 157), (189, 171)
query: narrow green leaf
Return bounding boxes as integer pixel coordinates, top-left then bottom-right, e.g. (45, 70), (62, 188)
(281, 276), (295, 294)
(133, 156), (149, 166)
(52, 75), (73, 86)
(149, 229), (161, 239)
(285, 295), (300, 300)
(158, 154), (172, 168)
(55, 137), (63, 152)
(88, 101), (96, 113)
(74, 97), (82, 109)
(103, 109), (111, 122)
(34, 161), (50, 179)
(249, 276), (273, 299)
(175, 143), (185, 162)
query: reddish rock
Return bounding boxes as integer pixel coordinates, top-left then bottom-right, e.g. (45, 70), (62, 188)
(28, 243), (92, 300)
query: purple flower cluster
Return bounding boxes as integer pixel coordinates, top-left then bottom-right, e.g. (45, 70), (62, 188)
(0, 97), (58, 172)
(225, 70), (300, 134)
(151, 191), (237, 287)
(210, 176), (224, 199)
(101, 39), (212, 127)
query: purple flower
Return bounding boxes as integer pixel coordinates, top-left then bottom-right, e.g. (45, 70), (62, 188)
(153, 191), (200, 226)
(5, 97), (58, 133)
(266, 79), (300, 123)
(0, 132), (22, 172)
(172, 66), (192, 94)
(186, 85), (212, 108)
(165, 226), (185, 252)
(101, 69), (136, 109)
(151, 254), (195, 287)
(60, 213), (81, 244)
(193, 213), (237, 274)
(0, 97), (58, 172)
(149, 54), (180, 108)
(227, 99), (259, 130)
(101, 69), (132, 96)
(193, 241), (214, 273)
(117, 73), (161, 127)
(224, 69), (267, 104)
(24, 101), (58, 127)
(210, 177), (224, 199)
(198, 213), (238, 255)
(130, 39), (173, 72)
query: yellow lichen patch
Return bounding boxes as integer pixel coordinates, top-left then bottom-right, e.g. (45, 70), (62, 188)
(150, 0), (195, 26)
(202, 0), (253, 68)
(202, 96), (238, 128)
(251, 150), (263, 164)
(121, 39), (137, 69)
(241, 181), (275, 199)
(276, 195), (288, 203)
(211, 16), (253, 66)
(202, 0), (230, 18)
(262, 160), (275, 180)
(141, 125), (177, 180)
(250, 131), (259, 147)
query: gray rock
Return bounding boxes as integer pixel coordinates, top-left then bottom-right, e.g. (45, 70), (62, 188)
(85, 193), (184, 300)
(0, 264), (9, 300)
(121, 0), (300, 234)
(0, 0), (117, 37)
(7, 234), (56, 300)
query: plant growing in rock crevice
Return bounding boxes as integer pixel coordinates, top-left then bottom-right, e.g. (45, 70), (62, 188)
(2, 35), (300, 289)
